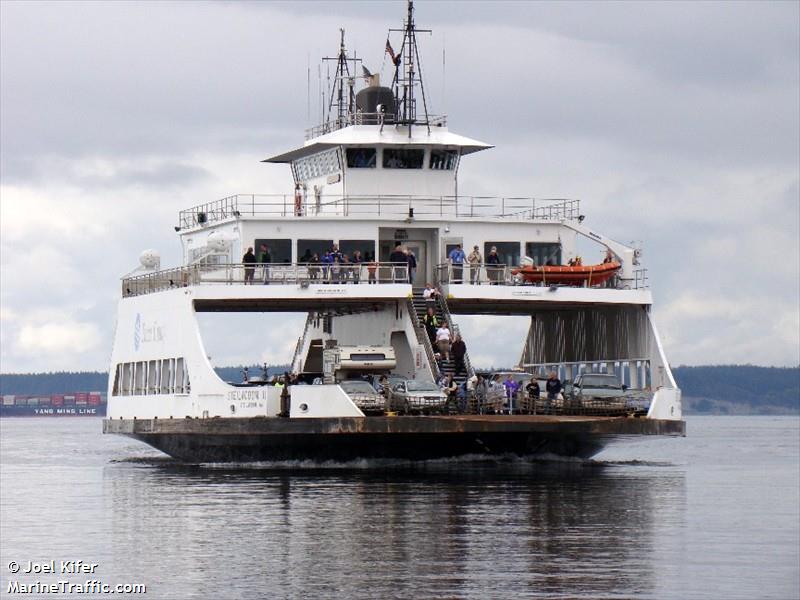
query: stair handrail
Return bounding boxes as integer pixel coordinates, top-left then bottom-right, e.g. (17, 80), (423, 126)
(437, 295), (476, 379)
(407, 299), (441, 380)
(290, 313), (315, 373)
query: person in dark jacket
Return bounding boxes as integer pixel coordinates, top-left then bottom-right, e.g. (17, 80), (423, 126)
(407, 250), (417, 284)
(451, 334), (467, 375)
(486, 246), (502, 284)
(389, 244), (407, 283)
(422, 307), (439, 347)
(258, 244), (272, 284)
(242, 247), (256, 284)
(546, 371), (562, 400)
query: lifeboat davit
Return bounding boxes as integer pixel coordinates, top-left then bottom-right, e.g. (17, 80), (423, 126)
(511, 261), (621, 286)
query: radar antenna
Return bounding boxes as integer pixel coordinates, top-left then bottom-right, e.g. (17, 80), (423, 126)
(387, 0), (432, 135)
(322, 29), (362, 131)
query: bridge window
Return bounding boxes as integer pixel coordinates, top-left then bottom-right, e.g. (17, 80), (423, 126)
(339, 239), (376, 262)
(429, 149), (459, 170)
(526, 242), (562, 266)
(254, 239), (292, 264)
(383, 148), (424, 169)
(293, 148), (341, 182)
(484, 242), (521, 267)
(346, 148), (377, 168)
(298, 239), (334, 262)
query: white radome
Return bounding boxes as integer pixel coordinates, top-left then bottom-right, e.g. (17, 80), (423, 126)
(139, 249), (160, 269)
(207, 231), (229, 252)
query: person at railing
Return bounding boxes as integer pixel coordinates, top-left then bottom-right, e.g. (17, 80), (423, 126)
(467, 245), (483, 284)
(407, 249), (417, 285)
(321, 251), (333, 282)
(308, 253), (321, 280)
(448, 244), (466, 284)
(435, 322), (452, 361)
(367, 260), (377, 284)
(389, 244), (407, 283)
(472, 374), (488, 414)
(439, 373), (458, 409)
(451, 334), (467, 376)
(486, 246), (502, 284)
(545, 371), (562, 411)
(603, 248), (615, 264)
(525, 377), (541, 414)
(242, 247), (256, 284)
(294, 183), (304, 217)
(352, 250), (363, 283)
(503, 375), (520, 414)
(258, 244), (272, 285)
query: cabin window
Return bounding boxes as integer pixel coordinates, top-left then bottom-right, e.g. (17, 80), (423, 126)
(526, 242), (562, 266)
(484, 242), (521, 267)
(254, 239), (292, 264)
(298, 239), (334, 262)
(429, 149), (459, 170)
(112, 357), (190, 396)
(346, 148), (377, 168)
(383, 148), (424, 169)
(339, 240), (376, 262)
(112, 364), (122, 395)
(293, 148), (341, 182)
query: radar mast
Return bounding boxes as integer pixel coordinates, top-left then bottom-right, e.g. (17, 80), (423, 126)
(388, 0), (432, 134)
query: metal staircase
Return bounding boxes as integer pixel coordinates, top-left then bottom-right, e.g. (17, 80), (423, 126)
(409, 289), (475, 386)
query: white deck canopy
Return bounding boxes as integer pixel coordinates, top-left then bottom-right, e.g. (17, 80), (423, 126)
(263, 124), (493, 164)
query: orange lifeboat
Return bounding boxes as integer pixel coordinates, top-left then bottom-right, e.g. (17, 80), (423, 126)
(511, 261), (621, 286)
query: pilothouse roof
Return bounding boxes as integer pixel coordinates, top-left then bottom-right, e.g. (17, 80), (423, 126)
(263, 125), (493, 164)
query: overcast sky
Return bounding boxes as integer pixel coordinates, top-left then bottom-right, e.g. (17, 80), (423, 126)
(1, 0), (798, 374)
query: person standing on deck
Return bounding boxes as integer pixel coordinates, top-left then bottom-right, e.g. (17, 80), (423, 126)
(545, 371), (562, 412)
(486, 246), (502, 284)
(242, 247), (256, 284)
(451, 334), (467, 375)
(258, 244), (272, 285)
(389, 244), (407, 283)
(467, 245), (482, 284)
(448, 244), (466, 284)
(407, 249), (417, 285)
(503, 374), (520, 414)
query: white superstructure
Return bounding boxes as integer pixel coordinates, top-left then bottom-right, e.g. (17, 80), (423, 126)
(107, 1), (681, 432)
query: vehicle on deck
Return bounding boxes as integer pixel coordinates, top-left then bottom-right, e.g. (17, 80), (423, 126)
(339, 380), (386, 414)
(390, 380), (447, 413)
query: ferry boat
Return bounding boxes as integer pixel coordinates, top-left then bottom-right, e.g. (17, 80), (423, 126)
(103, 2), (684, 462)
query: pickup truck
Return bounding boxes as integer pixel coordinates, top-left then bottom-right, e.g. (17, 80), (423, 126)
(569, 373), (626, 400)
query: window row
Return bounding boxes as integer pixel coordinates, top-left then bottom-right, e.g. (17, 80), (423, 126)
(112, 357), (190, 396)
(444, 242), (562, 267)
(253, 239), (377, 263)
(293, 148), (341, 182)
(344, 147), (460, 170)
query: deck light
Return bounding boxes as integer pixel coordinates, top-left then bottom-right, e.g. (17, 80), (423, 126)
(578, 215), (585, 223)
(174, 226), (181, 232)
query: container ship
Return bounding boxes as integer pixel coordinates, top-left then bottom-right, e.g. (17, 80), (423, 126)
(104, 1), (684, 462)
(2, 392), (107, 417)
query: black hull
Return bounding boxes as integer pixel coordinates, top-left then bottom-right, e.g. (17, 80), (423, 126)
(104, 415), (685, 463)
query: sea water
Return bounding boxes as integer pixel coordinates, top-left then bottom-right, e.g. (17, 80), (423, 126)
(0, 416), (797, 599)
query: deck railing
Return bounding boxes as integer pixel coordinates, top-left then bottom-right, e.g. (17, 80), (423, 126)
(122, 262), (410, 298)
(433, 263), (648, 290)
(304, 113), (448, 140)
(178, 195), (581, 228)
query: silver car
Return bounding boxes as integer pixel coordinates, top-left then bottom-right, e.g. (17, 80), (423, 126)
(339, 380), (386, 414)
(390, 380), (447, 413)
